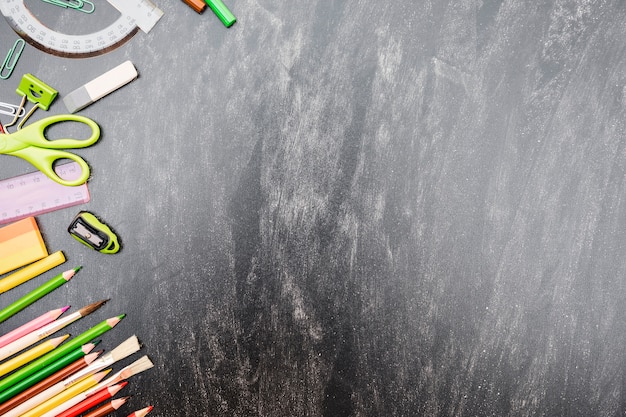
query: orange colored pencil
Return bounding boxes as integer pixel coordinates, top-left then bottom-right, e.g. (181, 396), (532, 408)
(127, 406), (153, 417)
(81, 397), (130, 417)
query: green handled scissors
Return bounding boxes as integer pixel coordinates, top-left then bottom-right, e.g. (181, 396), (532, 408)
(0, 114), (100, 186)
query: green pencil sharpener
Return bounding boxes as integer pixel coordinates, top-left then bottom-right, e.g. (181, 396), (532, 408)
(68, 211), (120, 254)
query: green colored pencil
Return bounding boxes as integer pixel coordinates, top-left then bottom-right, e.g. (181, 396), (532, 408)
(0, 315), (124, 392)
(0, 341), (98, 403)
(0, 267), (81, 324)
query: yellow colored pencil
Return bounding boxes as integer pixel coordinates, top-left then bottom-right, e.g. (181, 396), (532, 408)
(20, 370), (110, 417)
(0, 335), (68, 377)
(0, 251), (65, 294)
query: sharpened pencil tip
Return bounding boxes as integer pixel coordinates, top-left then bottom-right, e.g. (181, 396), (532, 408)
(106, 314), (125, 328)
(79, 299), (109, 316)
(73, 266), (82, 272)
(61, 305), (71, 313)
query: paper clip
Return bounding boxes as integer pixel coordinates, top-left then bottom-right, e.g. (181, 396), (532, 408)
(0, 101), (26, 118)
(40, 0), (95, 13)
(0, 39), (25, 80)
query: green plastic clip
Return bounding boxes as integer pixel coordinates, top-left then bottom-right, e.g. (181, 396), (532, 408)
(16, 73), (58, 110)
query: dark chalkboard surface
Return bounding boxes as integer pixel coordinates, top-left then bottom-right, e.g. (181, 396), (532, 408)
(1, 1), (625, 416)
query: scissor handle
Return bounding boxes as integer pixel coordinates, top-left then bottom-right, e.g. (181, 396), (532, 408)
(17, 114), (100, 149)
(9, 146), (91, 186)
(6, 114), (100, 186)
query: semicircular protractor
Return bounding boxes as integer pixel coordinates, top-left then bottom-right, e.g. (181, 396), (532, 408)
(0, 0), (163, 58)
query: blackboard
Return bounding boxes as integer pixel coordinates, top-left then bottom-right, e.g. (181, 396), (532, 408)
(1, 1), (625, 416)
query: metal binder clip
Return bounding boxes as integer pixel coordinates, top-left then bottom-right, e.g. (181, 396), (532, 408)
(0, 39), (25, 80)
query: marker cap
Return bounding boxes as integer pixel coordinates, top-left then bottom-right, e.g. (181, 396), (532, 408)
(204, 0), (236, 27)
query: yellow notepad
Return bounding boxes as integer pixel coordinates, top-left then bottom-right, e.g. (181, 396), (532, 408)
(0, 217), (48, 275)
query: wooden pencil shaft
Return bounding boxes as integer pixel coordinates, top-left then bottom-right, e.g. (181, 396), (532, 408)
(0, 310), (81, 361)
(0, 344), (93, 403)
(19, 371), (107, 417)
(0, 356), (91, 415)
(5, 367), (101, 417)
(0, 268), (77, 323)
(0, 336), (67, 377)
(0, 316), (120, 392)
(55, 383), (126, 417)
(81, 403), (116, 417)
(2, 299), (108, 360)
(0, 306), (67, 349)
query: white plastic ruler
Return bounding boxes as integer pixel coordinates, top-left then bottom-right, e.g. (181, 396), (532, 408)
(0, 0), (163, 58)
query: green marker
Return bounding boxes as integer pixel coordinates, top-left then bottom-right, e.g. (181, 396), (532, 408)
(0, 315), (124, 392)
(0, 267), (81, 324)
(0, 341), (99, 403)
(204, 0), (236, 27)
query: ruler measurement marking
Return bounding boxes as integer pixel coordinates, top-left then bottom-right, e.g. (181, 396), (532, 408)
(0, 162), (90, 224)
(0, 0), (162, 57)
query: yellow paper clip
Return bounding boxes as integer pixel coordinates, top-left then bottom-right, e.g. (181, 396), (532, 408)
(0, 39), (25, 80)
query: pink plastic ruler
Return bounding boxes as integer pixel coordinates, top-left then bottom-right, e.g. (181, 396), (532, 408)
(0, 162), (90, 225)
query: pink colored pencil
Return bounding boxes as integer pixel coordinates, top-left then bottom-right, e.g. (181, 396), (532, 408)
(0, 306), (69, 348)
(127, 406), (153, 417)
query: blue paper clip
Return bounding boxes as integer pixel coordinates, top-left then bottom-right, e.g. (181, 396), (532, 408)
(0, 39), (25, 80)
(40, 0), (95, 13)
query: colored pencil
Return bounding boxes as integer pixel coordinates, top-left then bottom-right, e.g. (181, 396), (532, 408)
(0, 306), (69, 349)
(39, 355), (153, 417)
(20, 370), (110, 417)
(127, 406), (153, 417)
(0, 315), (122, 392)
(0, 267), (80, 323)
(3, 366), (103, 417)
(0, 342), (97, 404)
(27, 334), (140, 417)
(0, 335), (68, 377)
(81, 396), (130, 417)
(0, 300), (107, 361)
(0, 351), (101, 415)
(53, 383), (128, 417)
(0, 251), (65, 294)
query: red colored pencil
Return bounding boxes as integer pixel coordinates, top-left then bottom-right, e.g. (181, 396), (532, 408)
(81, 396), (130, 417)
(54, 382), (128, 417)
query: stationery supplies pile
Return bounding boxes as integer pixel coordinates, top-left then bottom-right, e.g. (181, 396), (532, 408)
(0, 285), (154, 416)
(0, 217), (154, 416)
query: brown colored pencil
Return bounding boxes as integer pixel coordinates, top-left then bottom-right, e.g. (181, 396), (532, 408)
(0, 350), (102, 414)
(67, 395), (130, 417)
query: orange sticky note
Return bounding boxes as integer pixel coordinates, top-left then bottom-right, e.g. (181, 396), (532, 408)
(0, 217), (48, 276)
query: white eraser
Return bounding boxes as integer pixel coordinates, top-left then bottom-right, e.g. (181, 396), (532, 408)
(64, 60), (138, 113)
